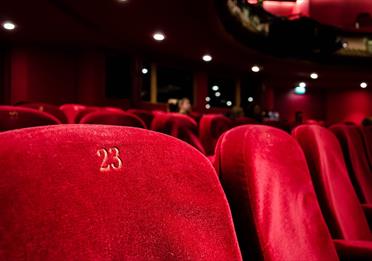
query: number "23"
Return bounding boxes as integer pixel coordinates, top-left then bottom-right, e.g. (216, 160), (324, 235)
(97, 147), (123, 172)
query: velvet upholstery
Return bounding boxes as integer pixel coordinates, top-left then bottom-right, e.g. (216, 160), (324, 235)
(127, 109), (154, 129)
(214, 125), (338, 261)
(0, 125), (242, 260)
(19, 103), (68, 123)
(0, 106), (61, 131)
(152, 113), (205, 154)
(80, 111), (146, 129)
(199, 114), (232, 155)
(293, 125), (372, 241)
(334, 240), (372, 261)
(75, 107), (100, 123)
(330, 124), (372, 204)
(59, 104), (87, 123)
(361, 126), (372, 170)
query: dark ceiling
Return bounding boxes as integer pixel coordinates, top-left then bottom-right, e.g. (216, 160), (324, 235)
(1, 0), (372, 90)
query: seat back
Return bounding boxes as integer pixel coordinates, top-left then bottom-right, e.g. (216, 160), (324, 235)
(19, 103), (68, 123)
(330, 124), (372, 204)
(361, 126), (372, 170)
(127, 109), (154, 129)
(152, 113), (205, 154)
(59, 104), (87, 123)
(199, 114), (232, 155)
(214, 125), (338, 261)
(0, 106), (60, 131)
(0, 125), (242, 260)
(80, 111), (146, 129)
(293, 125), (372, 241)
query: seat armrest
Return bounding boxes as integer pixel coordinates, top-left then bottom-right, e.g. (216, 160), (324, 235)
(362, 204), (372, 230)
(334, 239), (372, 261)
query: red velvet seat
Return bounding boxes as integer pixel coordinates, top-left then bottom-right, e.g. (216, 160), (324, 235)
(59, 104), (88, 123)
(19, 103), (68, 123)
(330, 124), (372, 204)
(152, 113), (206, 154)
(127, 109), (154, 129)
(0, 125), (242, 260)
(80, 111), (146, 129)
(361, 126), (372, 170)
(0, 106), (61, 131)
(199, 114), (232, 155)
(293, 125), (372, 260)
(214, 125), (338, 260)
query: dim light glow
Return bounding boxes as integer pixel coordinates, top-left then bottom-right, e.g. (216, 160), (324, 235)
(205, 104), (211, 109)
(226, 101), (232, 106)
(215, 92), (221, 97)
(299, 82), (306, 88)
(202, 54), (212, 62)
(248, 97), (254, 102)
(295, 86), (306, 95)
(251, 65), (260, 73)
(2, 21), (16, 30)
(360, 82), (368, 88)
(153, 32), (165, 41)
(310, 73), (318, 79)
(141, 68), (148, 74)
(205, 97), (211, 102)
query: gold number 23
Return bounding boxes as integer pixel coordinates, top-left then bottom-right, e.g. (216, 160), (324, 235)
(97, 147), (123, 172)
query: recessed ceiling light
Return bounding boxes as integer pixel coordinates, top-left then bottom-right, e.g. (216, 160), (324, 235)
(205, 104), (211, 109)
(248, 97), (254, 102)
(153, 32), (165, 41)
(226, 101), (232, 106)
(212, 85), (219, 91)
(310, 73), (318, 79)
(2, 21), (16, 31)
(360, 82), (368, 88)
(299, 82), (306, 88)
(205, 97), (211, 102)
(202, 54), (212, 62)
(215, 92), (221, 97)
(141, 68), (148, 74)
(251, 65), (260, 73)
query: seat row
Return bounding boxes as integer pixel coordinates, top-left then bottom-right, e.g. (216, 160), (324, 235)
(0, 123), (372, 260)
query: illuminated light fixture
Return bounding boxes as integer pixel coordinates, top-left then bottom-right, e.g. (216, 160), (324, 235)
(212, 85), (219, 91)
(251, 65), (260, 73)
(153, 32), (165, 41)
(117, 0), (129, 2)
(310, 73), (318, 79)
(205, 96), (211, 102)
(2, 21), (16, 31)
(226, 101), (232, 106)
(202, 54), (212, 62)
(360, 82), (368, 88)
(215, 92), (221, 97)
(342, 42), (348, 48)
(248, 97), (254, 102)
(294, 86), (306, 95)
(205, 104), (211, 109)
(141, 68), (148, 74)
(299, 82), (306, 88)
(297, 0), (304, 4)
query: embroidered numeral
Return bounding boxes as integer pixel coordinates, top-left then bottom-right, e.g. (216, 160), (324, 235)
(97, 147), (123, 172)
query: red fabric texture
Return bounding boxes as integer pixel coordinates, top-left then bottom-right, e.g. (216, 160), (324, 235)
(127, 109), (154, 129)
(0, 106), (61, 131)
(59, 104), (87, 123)
(0, 125), (242, 260)
(19, 103), (68, 123)
(334, 240), (372, 261)
(214, 125), (338, 261)
(80, 111), (146, 129)
(292, 125), (372, 241)
(152, 113), (205, 154)
(199, 114), (232, 155)
(330, 124), (372, 204)
(361, 126), (372, 170)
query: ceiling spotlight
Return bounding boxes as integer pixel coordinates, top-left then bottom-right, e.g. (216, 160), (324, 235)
(202, 54), (212, 62)
(2, 21), (16, 31)
(205, 97), (211, 102)
(248, 97), (254, 102)
(360, 82), (368, 88)
(141, 68), (148, 74)
(342, 42), (348, 48)
(205, 104), (211, 109)
(212, 85), (219, 91)
(251, 65), (260, 73)
(153, 32), (165, 41)
(299, 82), (306, 88)
(215, 92), (221, 97)
(310, 73), (318, 79)
(226, 101), (232, 106)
